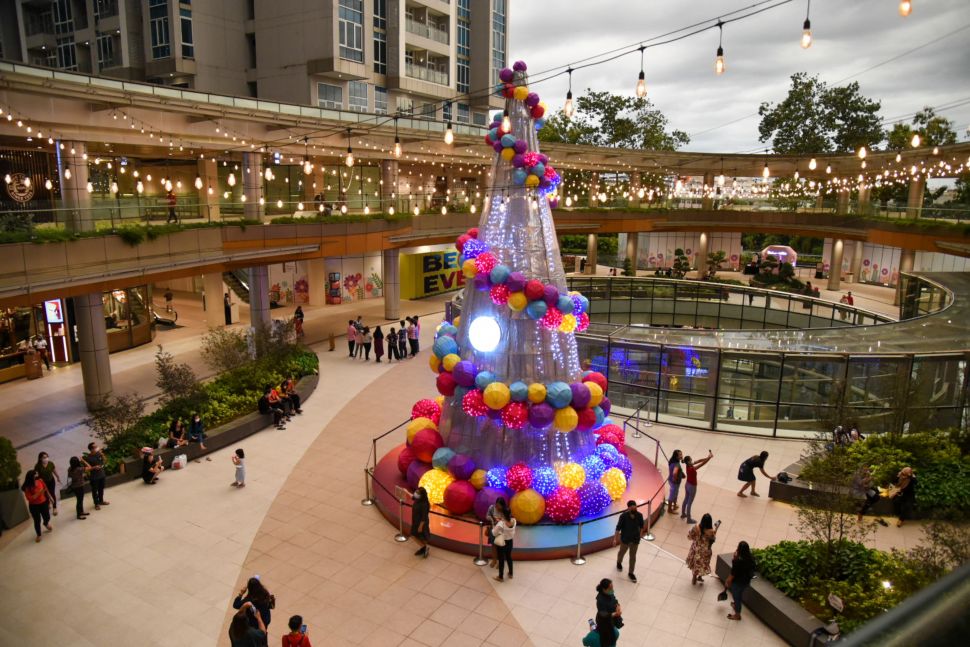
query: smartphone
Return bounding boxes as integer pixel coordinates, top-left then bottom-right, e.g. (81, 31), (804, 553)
(300, 624), (307, 634)
(715, 520), (722, 528)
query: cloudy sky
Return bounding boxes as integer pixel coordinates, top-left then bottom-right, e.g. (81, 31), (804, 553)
(510, 0), (970, 154)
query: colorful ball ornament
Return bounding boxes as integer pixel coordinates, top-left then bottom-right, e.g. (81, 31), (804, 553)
(406, 460), (432, 489)
(474, 487), (507, 521)
(442, 353), (461, 373)
(580, 454), (607, 481)
(553, 406), (579, 432)
(600, 467), (628, 500)
(406, 417), (437, 444)
(490, 264), (510, 284)
(411, 399), (442, 424)
(474, 370), (497, 389)
(596, 443), (621, 468)
(601, 396), (612, 417)
(435, 372), (457, 396)
(526, 299), (548, 320)
(545, 487), (581, 523)
(576, 312), (591, 332)
(397, 446), (417, 475)
(499, 68), (514, 83)
(411, 428), (444, 462)
(461, 238), (488, 259)
(461, 258), (478, 278)
(462, 390), (488, 417)
(531, 466), (559, 497)
(485, 467), (508, 490)
(525, 174), (540, 188)
(429, 354), (441, 373)
(524, 279), (545, 301)
(475, 252), (498, 274)
(509, 381), (529, 402)
(570, 382), (591, 409)
(443, 480), (476, 514)
(469, 468), (487, 490)
(540, 307), (563, 330)
(578, 481), (612, 517)
(489, 284), (510, 305)
(512, 168), (528, 186)
(483, 382), (511, 410)
(614, 455), (633, 481)
(432, 447), (456, 470)
(432, 336), (458, 358)
(576, 407), (598, 431)
(583, 371), (608, 393)
(558, 313), (577, 333)
(419, 468), (454, 505)
(501, 401), (529, 429)
(448, 454), (477, 480)
(511, 488), (545, 525)
(528, 402), (555, 429)
(453, 361), (478, 387)
(508, 291), (528, 311)
(513, 85), (529, 101)
(545, 381), (573, 409)
(500, 147), (515, 161)
(585, 381), (604, 408)
(557, 294), (575, 315)
(527, 382), (547, 403)
(506, 462), (533, 492)
(556, 462), (586, 489)
(506, 271), (527, 292)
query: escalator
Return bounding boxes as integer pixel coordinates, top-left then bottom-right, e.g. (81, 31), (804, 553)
(223, 269), (250, 304)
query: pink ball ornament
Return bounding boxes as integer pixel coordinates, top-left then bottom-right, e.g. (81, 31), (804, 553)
(467, 227), (479, 239)
(411, 398), (442, 424)
(524, 279), (545, 301)
(540, 308), (563, 330)
(545, 487), (581, 523)
(406, 460), (432, 489)
(489, 284), (510, 305)
(462, 390), (489, 417)
(475, 252), (498, 274)
(443, 480), (477, 515)
(436, 372), (457, 397)
(506, 462), (533, 492)
(576, 312), (590, 331)
(501, 401), (529, 429)
(397, 446), (417, 475)
(411, 428), (444, 463)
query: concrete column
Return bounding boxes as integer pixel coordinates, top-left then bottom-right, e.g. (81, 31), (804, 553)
(202, 273), (226, 328)
(629, 172), (641, 208)
(815, 193), (824, 210)
(383, 248), (400, 320)
(248, 265), (272, 329)
(242, 152), (265, 221)
(827, 238), (844, 291)
(381, 160), (398, 213)
(197, 158), (220, 221)
(306, 257), (328, 305)
(701, 172), (715, 211)
(849, 240), (863, 279)
(74, 292), (112, 410)
(836, 188), (850, 215)
(585, 233), (598, 275)
(857, 184), (871, 216)
(906, 175), (925, 218)
(695, 232), (710, 273)
(57, 140), (93, 233)
(587, 172), (599, 208)
(625, 233), (638, 276)
(894, 249), (916, 305)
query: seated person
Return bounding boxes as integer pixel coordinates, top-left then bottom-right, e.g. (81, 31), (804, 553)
(166, 418), (189, 449)
(281, 377), (303, 415)
(258, 386), (287, 430)
(268, 384), (293, 419)
(189, 413), (207, 450)
(141, 447), (164, 484)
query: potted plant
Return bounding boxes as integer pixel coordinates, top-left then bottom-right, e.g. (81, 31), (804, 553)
(0, 436), (29, 531)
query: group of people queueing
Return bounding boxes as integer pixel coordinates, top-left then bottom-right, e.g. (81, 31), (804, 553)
(346, 316), (420, 363)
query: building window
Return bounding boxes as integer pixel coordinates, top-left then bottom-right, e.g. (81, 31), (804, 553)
(375, 87), (388, 114)
(419, 103), (436, 120)
(473, 111), (487, 126)
(94, 0), (119, 20)
(96, 35), (115, 68)
(491, 0), (506, 86)
(457, 0), (471, 94)
(349, 81), (368, 112)
(180, 8), (194, 59)
(338, 0), (364, 63)
(457, 103), (470, 124)
(443, 103), (452, 121)
(52, 0), (74, 35)
(149, 0), (171, 59)
(373, 30), (386, 75)
(317, 82), (343, 109)
(373, 0), (386, 29)
(397, 97), (414, 116)
(56, 36), (77, 71)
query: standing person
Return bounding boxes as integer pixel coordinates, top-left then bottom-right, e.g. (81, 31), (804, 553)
(83, 442), (109, 510)
(747, 291), (754, 306)
(492, 500), (516, 582)
(410, 486), (430, 558)
(613, 500), (644, 582)
(33, 335), (50, 370)
(854, 465), (882, 522)
(361, 327), (373, 360)
(485, 497), (503, 568)
(407, 317), (419, 356)
(373, 325), (385, 363)
(282, 615), (312, 647)
(582, 611), (619, 647)
(839, 294), (850, 320)
(229, 604), (267, 647)
(846, 291), (854, 306)
(353, 326), (364, 359)
(724, 541), (756, 621)
(21, 470), (53, 542)
(686, 514), (718, 585)
(233, 577), (276, 633)
(892, 466), (917, 527)
(346, 320), (357, 357)
(737, 451), (776, 497)
(231, 449), (246, 488)
(166, 189), (178, 224)
(667, 450), (684, 514)
(595, 579), (623, 626)
(681, 451), (713, 523)
(293, 305), (305, 338)
(67, 456), (89, 520)
(412, 316), (421, 354)
(224, 292), (232, 325)
(34, 452), (61, 517)
(397, 320), (408, 360)
(386, 327), (399, 362)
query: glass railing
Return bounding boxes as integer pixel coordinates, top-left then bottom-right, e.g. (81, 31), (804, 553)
(405, 18), (450, 44)
(405, 63), (449, 86)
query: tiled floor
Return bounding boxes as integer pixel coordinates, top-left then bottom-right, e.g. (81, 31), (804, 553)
(0, 279), (923, 646)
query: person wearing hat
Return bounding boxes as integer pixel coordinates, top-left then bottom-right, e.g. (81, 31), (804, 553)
(613, 500), (645, 582)
(141, 447), (164, 484)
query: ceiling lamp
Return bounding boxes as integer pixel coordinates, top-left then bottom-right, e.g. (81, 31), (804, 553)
(63, 168), (72, 180)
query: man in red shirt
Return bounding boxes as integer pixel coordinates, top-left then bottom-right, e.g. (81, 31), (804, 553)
(682, 450), (714, 524)
(166, 190), (178, 224)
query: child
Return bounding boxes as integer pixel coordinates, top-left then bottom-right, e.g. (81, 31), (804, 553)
(397, 320), (408, 359)
(231, 449), (246, 488)
(282, 615), (312, 647)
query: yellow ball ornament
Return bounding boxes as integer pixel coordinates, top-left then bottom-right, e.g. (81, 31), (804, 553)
(469, 469), (487, 490)
(527, 383), (547, 403)
(453, 315), (461, 328)
(558, 313), (577, 333)
(442, 353), (461, 372)
(462, 258), (478, 279)
(418, 468), (454, 505)
(407, 417), (437, 444)
(600, 467), (627, 500)
(510, 488), (545, 525)
(483, 382), (511, 410)
(435, 395), (445, 408)
(507, 291), (527, 311)
(429, 354), (441, 373)
(553, 406), (579, 432)
(556, 462), (586, 489)
(501, 147), (515, 161)
(513, 86), (529, 101)
(525, 174), (540, 187)
(586, 381), (604, 407)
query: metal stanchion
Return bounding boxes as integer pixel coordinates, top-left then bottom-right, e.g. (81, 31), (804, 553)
(644, 500), (655, 542)
(394, 498), (408, 542)
(361, 467), (374, 506)
(643, 400), (653, 427)
(473, 522), (488, 566)
(571, 522), (587, 565)
(632, 403), (643, 439)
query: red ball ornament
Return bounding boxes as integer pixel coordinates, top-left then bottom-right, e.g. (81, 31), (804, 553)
(443, 480), (477, 515)
(501, 401), (529, 429)
(475, 252), (498, 274)
(506, 462), (534, 492)
(411, 428), (444, 463)
(436, 372), (457, 397)
(524, 279), (545, 301)
(411, 398), (442, 425)
(545, 486), (581, 523)
(583, 371), (608, 393)
(462, 390), (489, 417)
(467, 227), (479, 239)
(539, 307), (564, 330)
(531, 104), (546, 119)
(456, 234), (470, 252)
(397, 446), (417, 475)
(484, 134), (493, 146)
(490, 284), (510, 305)
(576, 312), (590, 332)
(576, 407), (597, 431)
(502, 84), (515, 99)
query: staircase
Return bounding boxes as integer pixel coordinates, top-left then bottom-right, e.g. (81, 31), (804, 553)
(222, 270), (250, 304)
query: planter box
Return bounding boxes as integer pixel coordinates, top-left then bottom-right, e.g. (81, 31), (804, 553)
(769, 461), (897, 517)
(0, 487), (30, 531)
(715, 552), (834, 645)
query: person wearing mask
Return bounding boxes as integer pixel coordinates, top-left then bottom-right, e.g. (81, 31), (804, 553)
(293, 305), (305, 338)
(686, 514), (719, 585)
(397, 320), (408, 360)
(613, 500), (644, 582)
(667, 449), (684, 514)
(34, 452), (61, 517)
(258, 386), (286, 430)
(282, 615), (312, 647)
(724, 541), (756, 621)
(681, 451), (713, 523)
(410, 486), (431, 558)
(893, 466), (917, 527)
(346, 320), (357, 357)
(595, 579), (623, 627)
(282, 377), (303, 415)
(386, 327), (399, 362)
(582, 611), (619, 647)
(737, 451), (776, 498)
(373, 325), (385, 363)
(492, 499), (517, 582)
(83, 442), (110, 509)
(189, 413), (208, 450)
(361, 327), (373, 361)
(67, 456), (90, 520)
(141, 447), (164, 484)
(22, 470), (54, 542)
(233, 577), (276, 632)
(228, 603), (267, 647)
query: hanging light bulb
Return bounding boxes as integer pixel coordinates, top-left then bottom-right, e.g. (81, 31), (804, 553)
(86, 181), (94, 193)
(801, 0), (813, 48)
(207, 185), (214, 195)
(808, 158), (817, 170)
(895, 153), (902, 162)
(898, 1), (912, 17)
(137, 181), (144, 194)
(303, 159), (313, 175)
(715, 22), (726, 75)
(363, 205), (370, 215)
(932, 146), (939, 155)
(277, 199), (283, 208)
(393, 137), (402, 158)
(564, 68), (575, 118)
(194, 175), (203, 190)
(413, 206), (420, 216)
(501, 110), (511, 132)
(910, 133), (921, 148)
(227, 172), (236, 187)
(44, 178), (53, 190)
(110, 181), (118, 194)
(241, 194), (247, 202)
(341, 204), (348, 214)
(825, 165), (832, 174)
(165, 180), (173, 192)
(762, 162), (770, 179)
(264, 167), (273, 181)
(388, 206), (395, 215)
(63, 168), (72, 180)
(635, 46), (647, 98)
(444, 121), (454, 145)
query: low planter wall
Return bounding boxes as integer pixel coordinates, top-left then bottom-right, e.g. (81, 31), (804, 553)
(715, 552), (833, 646)
(60, 374), (318, 498)
(769, 460), (897, 517)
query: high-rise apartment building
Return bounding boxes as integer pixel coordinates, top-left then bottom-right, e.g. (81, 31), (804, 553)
(2, 0), (507, 123)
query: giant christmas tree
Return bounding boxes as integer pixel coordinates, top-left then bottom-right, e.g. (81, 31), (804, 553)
(396, 61), (631, 526)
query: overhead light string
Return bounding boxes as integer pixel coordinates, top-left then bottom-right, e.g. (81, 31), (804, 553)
(801, 0), (813, 49)
(564, 68), (575, 118)
(715, 21), (726, 75)
(635, 46), (647, 98)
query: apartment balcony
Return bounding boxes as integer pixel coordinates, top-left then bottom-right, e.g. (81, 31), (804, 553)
(388, 62), (452, 100)
(23, 12), (54, 37)
(405, 18), (449, 45)
(406, 63), (448, 86)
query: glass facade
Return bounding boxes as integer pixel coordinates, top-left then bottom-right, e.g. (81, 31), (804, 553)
(457, 0), (471, 94)
(338, 0), (364, 62)
(149, 0), (171, 59)
(373, 0), (387, 75)
(180, 8), (194, 59)
(491, 0), (506, 86)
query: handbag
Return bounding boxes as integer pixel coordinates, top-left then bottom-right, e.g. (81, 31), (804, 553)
(493, 532), (506, 547)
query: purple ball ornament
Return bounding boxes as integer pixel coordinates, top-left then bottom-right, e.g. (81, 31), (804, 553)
(448, 454), (476, 480)
(513, 139), (528, 154)
(512, 154), (526, 168)
(474, 272), (491, 291)
(528, 402), (555, 429)
(615, 454), (633, 481)
(487, 407), (504, 421)
(570, 382), (592, 409)
(549, 197), (560, 209)
(453, 360), (478, 387)
(525, 92), (540, 107)
(513, 60), (528, 72)
(499, 67), (515, 83)
(538, 154), (549, 164)
(506, 271), (527, 293)
(543, 284), (560, 306)
(406, 460), (432, 490)
(600, 396), (612, 417)
(596, 443), (620, 468)
(474, 487), (507, 521)
(578, 481), (611, 517)
(492, 141), (504, 153)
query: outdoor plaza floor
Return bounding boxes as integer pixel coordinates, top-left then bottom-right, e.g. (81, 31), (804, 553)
(0, 269), (922, 647)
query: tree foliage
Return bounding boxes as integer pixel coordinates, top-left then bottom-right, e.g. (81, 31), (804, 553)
(201, 327), (250, 374)
(86, 393), (146, 446)
(540, 90), (689, 150)
(670, 248), (691, 278)
(887, 107), (958, 150)
(706, 250), (727, 279)
(154, 345), (201, 405)
(758, 73), (883, 154)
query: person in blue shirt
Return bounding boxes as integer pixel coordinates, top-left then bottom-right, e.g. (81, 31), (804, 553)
(582, 611), (619, 646)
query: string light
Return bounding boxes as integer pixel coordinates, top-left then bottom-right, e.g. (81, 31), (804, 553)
(501, 110), (511, 132)
(911, 133), (921, 147)
(194, 175), (203, 189)
(808, 158), (817, 170)
(801, 0), (813, 49)
(393, 117), (403, 158)
(564, 68), (575, 118)
(635, 46), (647, 98)
(899, 1), (912, 17)
(857, 146), (867, 159)
(44, 179), (53, 190)
(444, 121), (454, 145)
(715, 21), (726, 75)
(227, 172), (236, 187)
(63, 168), (72, 180)
(345, 129), (354, 167)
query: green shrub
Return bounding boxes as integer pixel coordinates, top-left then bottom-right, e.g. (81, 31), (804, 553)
(0, 436), (21, 490)
(117, 226), (146, 246)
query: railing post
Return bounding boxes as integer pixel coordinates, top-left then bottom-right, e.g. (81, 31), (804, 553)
(394, 498), (408, 542)
(632, 403), (642, 439)
(473, 522), (488, 566)
(361, 467), (374, 506)
(571, 522), (587, 565)
(644, 499), (655, 542)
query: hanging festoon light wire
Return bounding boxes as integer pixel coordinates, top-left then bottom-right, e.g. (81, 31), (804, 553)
(564, 68), (575, 118)
(899, 1), (912, 17)
(911, 133), (921, 147)
(635, 45), (647, 98)
(809, 157), (817, 170)
(303, 137), (313, 175)
(762, 150), (770, 179)
(801, 0), (813, 49)
(344, 129), (354, 167)
(393, 116), (402, 158)
(715, 21), (726, 75)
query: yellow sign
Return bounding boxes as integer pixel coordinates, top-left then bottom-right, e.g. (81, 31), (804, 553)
(401, 250), (466, 299)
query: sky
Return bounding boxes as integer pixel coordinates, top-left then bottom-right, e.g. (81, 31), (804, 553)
(509, 0), (970, 155)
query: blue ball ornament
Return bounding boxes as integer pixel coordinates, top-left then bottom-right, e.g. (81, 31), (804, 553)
(531, 467), (559, 497)
(578, 482), (611, 517)
(486, 467), (508, 490)
(525, 300), (548, 320)
(432, 335), (458, 359)
(490, 264), (511, 285)
(512, 169), (528, 186)
(475, 370), (497, 390)
(596, 443), (620, 468)
(557, 294), (575, 316)
(509, 381), (529, 402)
(580, 454), (607, 481)
(532, 162), (545, 177)
(488, 127), (499, 141)
(500, 134), (516, 148)
(535, 118), (545, 130)
(432, 447), (456, 470)
(593, 406), (605, 428)
(545, 381), (573, 409)
(437, 323), (459, 339)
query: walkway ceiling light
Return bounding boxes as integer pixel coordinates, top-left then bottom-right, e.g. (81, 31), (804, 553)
(801, 0), (813, 49)
(564, 68), (575, 118)
(899, 1), (912, 17)
(227, 172), (236, 187)
(715, 21), (726, 75)
(808, 158), (817, 170)
(635, 46), (647, 98)
(194, 175), (203, 190)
